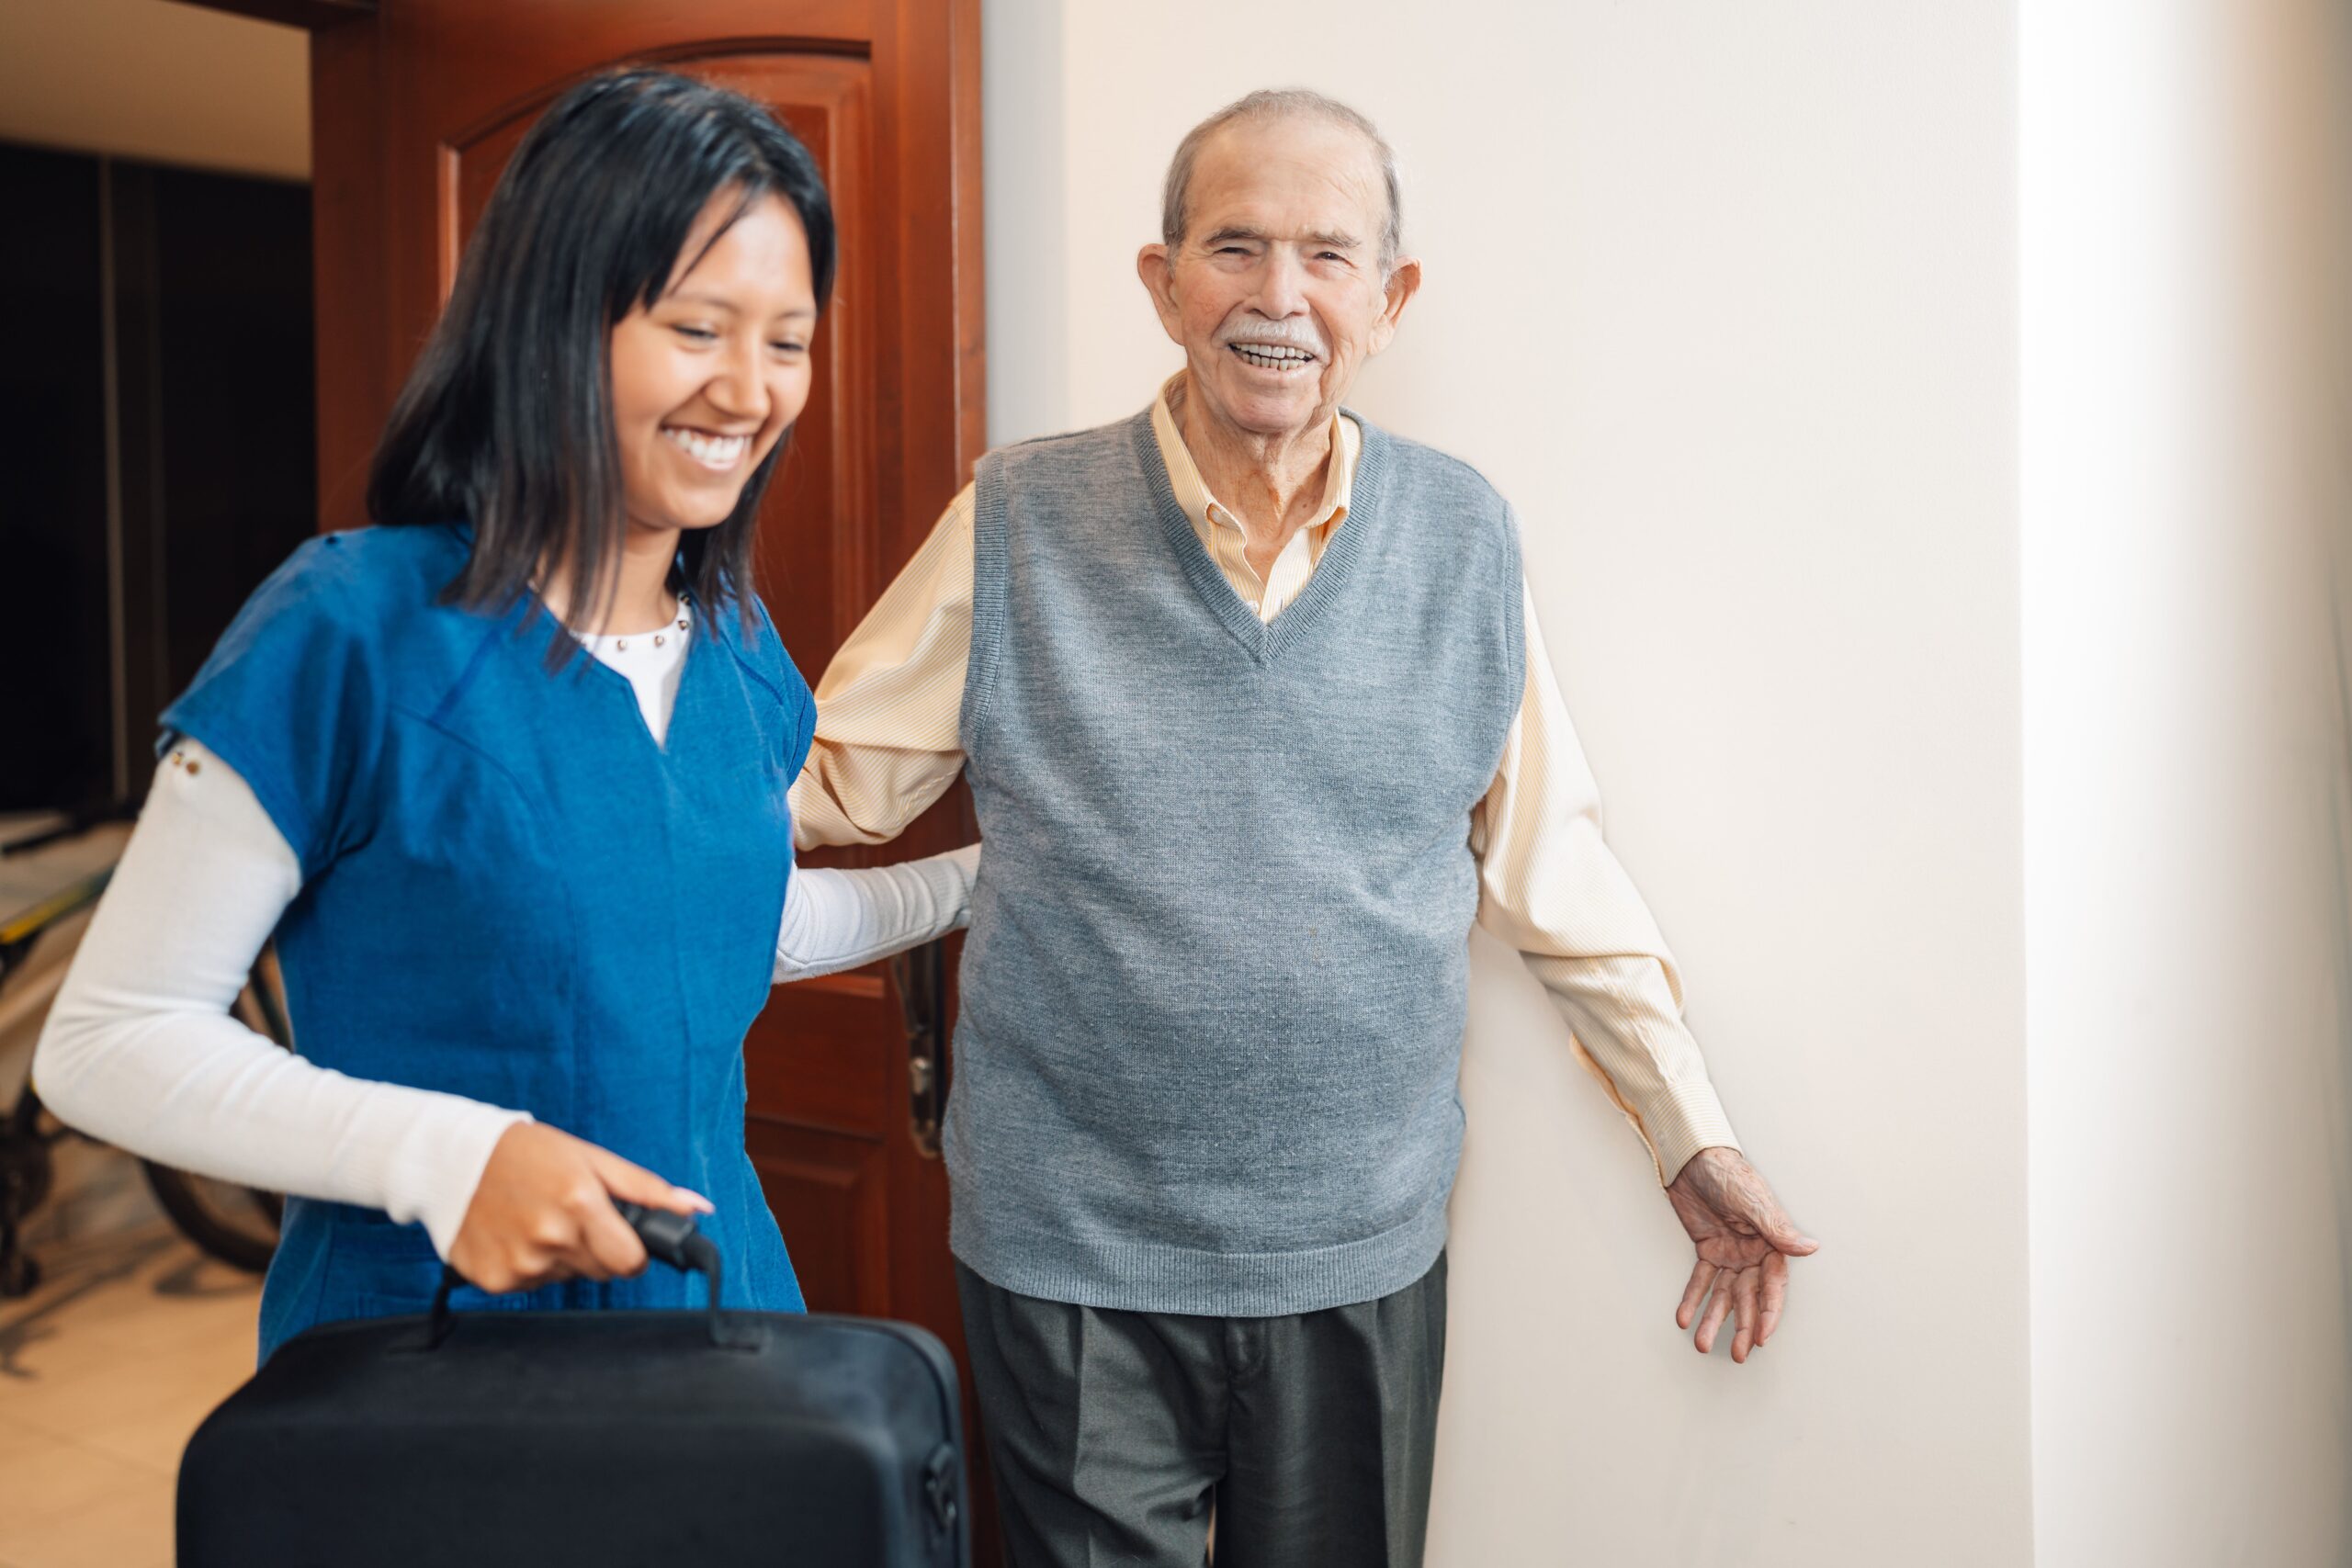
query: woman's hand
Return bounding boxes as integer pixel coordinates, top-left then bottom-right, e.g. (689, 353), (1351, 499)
(447, 1122), (714, 1295)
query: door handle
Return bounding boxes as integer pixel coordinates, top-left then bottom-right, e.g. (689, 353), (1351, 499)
(888, 938), (947, 1158)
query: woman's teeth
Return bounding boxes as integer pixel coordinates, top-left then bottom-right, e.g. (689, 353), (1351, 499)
(662, 427), (751, 469)
(1229, 343), (1317, 371)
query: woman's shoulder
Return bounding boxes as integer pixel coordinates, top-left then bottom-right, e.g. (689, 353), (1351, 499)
(234, 524), (476, 660)
(165, 525), (472, 868)
(264, 524), (468, 614)
(710, 591), (795, 683)
(712, 591), (814, 742)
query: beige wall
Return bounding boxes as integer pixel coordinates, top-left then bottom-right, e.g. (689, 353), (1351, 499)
(985, 3), (2032, 1562)
(0, 0), (307, 178)
(2021, 1), (2352, 1563)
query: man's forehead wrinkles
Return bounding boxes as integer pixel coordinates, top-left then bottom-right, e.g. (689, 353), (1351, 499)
(1191, 171), (1385, 246)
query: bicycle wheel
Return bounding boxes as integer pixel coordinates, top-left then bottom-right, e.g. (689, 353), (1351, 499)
(1, 1089), (57, 1297)
(140, 1162), (281, 1273)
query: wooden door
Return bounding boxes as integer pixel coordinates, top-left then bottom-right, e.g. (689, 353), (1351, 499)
(300, 1), (993, 1552)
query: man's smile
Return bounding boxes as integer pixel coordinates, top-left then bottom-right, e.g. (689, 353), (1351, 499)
(1227, 342), (1318, 372)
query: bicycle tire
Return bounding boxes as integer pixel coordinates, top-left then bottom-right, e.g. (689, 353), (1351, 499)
(141, 1161), (280, 1274)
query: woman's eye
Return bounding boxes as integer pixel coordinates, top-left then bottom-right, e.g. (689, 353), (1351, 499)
(673, 324), (718, 343)
(770, 341), (808, 355)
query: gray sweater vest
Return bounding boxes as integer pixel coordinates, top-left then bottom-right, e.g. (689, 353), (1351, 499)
(949, 408), (1524, 1315)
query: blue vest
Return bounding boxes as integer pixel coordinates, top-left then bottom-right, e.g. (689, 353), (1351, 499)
(163, 524), (811, 1359)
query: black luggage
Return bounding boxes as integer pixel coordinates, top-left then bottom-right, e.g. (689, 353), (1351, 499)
(178, 1208), (969, 1567)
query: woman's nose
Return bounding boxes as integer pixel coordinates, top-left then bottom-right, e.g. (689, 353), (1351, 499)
(707, 339), (771, 424)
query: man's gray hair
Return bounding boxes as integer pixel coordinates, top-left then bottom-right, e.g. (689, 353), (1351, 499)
(1159, 88), (1404, 276)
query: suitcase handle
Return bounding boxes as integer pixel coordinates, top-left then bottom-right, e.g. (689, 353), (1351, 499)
(425, 1203), (733, 1349)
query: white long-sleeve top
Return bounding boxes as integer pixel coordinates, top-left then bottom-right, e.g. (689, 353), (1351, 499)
(34, 615), (978, 1258)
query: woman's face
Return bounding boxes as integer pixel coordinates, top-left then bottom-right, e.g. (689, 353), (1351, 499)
(608, 187), (818, 535)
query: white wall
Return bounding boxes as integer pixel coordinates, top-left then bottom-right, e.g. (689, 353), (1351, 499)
(0, 0), (308, 179)
(986, 4), (2033, 1562)
(2021, 2), (2352, 1564)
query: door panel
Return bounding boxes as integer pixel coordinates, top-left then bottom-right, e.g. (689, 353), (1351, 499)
(745, 1116), (893, 1318)
(306, 3), (990, 1554)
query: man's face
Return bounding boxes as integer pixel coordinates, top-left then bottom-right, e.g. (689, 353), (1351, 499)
(1139, 115), (1419, 444)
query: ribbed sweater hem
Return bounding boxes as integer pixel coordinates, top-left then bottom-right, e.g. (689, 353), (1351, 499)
(947, 1181), (1453, 1318)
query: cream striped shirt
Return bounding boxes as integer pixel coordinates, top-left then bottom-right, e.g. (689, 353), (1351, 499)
(787, 377), (1740, 1185)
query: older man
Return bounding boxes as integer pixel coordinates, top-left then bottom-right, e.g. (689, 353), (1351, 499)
(791, 88), (1815, 1568)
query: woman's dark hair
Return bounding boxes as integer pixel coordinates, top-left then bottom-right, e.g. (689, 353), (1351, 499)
(367, 69), (836, 647)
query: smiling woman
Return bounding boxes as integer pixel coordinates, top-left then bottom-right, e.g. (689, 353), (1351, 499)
(33, 68), (979, 1363)
(608, 193), (817, 537)
(368, 72), (836, 654)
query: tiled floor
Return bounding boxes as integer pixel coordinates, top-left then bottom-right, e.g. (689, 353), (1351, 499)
(0, 1139), (262, 1568)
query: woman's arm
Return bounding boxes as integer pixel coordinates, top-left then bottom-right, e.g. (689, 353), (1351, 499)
(774, 843), (980, 984)
(32, 741), (530, 1258)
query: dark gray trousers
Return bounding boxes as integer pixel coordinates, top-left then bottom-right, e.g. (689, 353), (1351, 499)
(956, 1253), (1448, 1568)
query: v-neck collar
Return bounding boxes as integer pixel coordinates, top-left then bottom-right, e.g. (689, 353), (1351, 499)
(492, 582), (714, 761)
(1129, 408), (1390, 666)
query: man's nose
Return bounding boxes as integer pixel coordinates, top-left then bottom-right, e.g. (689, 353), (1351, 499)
(1250, 247), (1310, 320)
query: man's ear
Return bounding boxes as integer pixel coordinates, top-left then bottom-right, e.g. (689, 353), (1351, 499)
(1367, 256), (1423, 355)
(1137, 243), (1185, 345)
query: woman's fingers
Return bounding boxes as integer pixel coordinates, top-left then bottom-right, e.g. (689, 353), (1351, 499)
(1677, 1260), (1716, 1331)
(573, 1195), (649, 1280)
(453, 1236), (560, 1296)
(448, 1123), (712, 1296)
(584, 1143), (714, 1217)
(575, 1143), (713, 1279)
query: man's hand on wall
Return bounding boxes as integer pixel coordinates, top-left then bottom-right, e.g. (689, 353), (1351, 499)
(1665, 1147), (1818, 1364)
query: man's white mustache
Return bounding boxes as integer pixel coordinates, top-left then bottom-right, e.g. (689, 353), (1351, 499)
(1218, 321), (1326, 357)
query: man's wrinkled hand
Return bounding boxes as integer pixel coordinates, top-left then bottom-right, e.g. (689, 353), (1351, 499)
(1665, 1146), (1816, 1364)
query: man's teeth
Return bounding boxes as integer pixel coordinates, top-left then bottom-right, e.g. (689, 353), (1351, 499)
(662, 427), (751, 468)
(1230, 344), (1316, 369)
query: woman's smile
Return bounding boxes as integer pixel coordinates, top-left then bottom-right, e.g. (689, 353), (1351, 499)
(660, 424), (753, 471)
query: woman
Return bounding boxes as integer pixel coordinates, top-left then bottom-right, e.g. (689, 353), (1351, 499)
(33, 70), (971, 1359)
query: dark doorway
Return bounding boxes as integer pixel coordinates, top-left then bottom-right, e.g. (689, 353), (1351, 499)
(0, 143), (314, 814)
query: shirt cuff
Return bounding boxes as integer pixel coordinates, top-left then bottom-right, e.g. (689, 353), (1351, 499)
(1638, 1080), (1742, 1188)
(388, 1102), (534, 1259)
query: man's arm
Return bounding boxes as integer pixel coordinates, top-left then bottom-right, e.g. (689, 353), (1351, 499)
(1475, 584), (1815, 1361)
(1471, 583), (1739, 1187)
(790, 485), (979, 849)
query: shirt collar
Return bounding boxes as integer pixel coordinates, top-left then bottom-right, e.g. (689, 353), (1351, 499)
(1150, 372), (1358, 537)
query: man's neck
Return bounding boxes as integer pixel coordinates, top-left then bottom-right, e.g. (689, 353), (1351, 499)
(1171, 375), (1335, 567)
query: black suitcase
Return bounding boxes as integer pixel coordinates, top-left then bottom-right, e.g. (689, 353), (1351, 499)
(178, 1208), (969, 1567)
